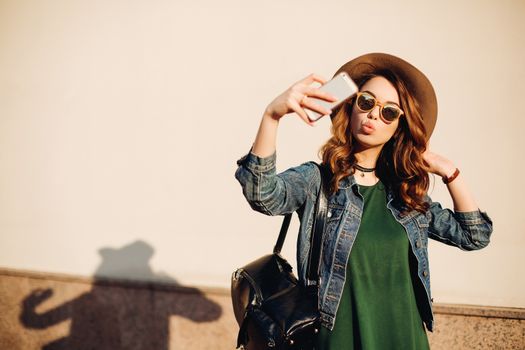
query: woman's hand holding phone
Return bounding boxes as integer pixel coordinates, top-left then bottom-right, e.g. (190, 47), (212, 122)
(264, 73), (339, 127)
(251, 73), (339, 158)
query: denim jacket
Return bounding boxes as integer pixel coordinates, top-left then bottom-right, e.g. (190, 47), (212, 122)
(234, 147), (494, 332)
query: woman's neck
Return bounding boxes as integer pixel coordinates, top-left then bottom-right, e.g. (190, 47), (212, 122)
(352, 144), (383, 185)
(353, 144), (382, 168)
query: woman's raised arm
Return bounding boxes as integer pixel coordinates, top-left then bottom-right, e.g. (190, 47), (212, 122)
(234, 73), (337, 215)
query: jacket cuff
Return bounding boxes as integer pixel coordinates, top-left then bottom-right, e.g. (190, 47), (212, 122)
(236, 145), (276, 172)
(453, 208), (493, 226)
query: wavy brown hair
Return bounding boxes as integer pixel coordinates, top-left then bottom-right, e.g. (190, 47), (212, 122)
(319, 69), (431, 215)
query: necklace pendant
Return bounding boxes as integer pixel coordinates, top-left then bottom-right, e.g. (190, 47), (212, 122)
(360, 172), (365, 177)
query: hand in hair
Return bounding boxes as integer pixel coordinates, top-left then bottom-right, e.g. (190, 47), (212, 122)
(422, 141), (457, 178)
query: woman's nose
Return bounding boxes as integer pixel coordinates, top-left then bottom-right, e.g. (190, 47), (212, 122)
(367, 107), (380, 120)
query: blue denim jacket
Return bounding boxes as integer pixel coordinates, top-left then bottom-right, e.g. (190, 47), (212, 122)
(234, 147), (494, 332)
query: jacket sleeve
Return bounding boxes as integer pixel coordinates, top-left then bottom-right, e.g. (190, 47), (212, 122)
(424, 194), (494, 251)
(234, 146), (320, 216)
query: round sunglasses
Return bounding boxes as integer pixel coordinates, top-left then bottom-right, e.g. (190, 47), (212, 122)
(354, 91), (404, 123)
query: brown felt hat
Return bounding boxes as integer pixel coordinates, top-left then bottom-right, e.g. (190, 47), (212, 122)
(331, 52), (437, 141)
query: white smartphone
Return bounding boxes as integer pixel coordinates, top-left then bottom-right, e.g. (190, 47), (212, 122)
(305, 72), (359, 122)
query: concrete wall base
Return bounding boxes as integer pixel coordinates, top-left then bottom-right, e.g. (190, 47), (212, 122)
(1, 268), (523, 349)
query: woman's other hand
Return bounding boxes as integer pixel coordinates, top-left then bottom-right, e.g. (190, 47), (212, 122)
(422, 141), (457, 178)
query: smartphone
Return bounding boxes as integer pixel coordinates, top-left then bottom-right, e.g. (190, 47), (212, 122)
(305, 72), (359, 122)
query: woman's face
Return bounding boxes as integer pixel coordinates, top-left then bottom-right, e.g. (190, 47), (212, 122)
(349, 76), (401, 149)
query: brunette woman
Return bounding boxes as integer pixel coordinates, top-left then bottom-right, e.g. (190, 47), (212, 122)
(234, 52), (493, 349)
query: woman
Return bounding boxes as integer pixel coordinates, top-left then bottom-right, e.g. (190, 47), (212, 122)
(234, 52), (493, 349)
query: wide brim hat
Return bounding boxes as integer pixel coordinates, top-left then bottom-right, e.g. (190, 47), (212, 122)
(331, 52), (437, 141)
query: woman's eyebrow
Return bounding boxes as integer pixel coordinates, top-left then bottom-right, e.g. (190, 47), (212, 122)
(363, 90), (377, 98)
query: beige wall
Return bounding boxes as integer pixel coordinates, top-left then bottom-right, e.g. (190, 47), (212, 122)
(0, 0), (523, 309)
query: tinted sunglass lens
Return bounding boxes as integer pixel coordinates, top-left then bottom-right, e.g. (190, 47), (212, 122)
(382, 105), (400, 121)
(357, 93), (376, 111)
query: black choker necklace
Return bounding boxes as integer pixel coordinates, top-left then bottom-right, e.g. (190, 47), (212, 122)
(354, 164), (376, 178)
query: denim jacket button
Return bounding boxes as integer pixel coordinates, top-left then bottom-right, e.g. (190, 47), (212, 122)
(423, 270), (428, 277)
(416, 241), (421, 248)
(327, 211), (332, 218)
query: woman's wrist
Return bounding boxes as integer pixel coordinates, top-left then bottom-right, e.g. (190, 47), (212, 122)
(442, 167), (460, 184)
(263, 106), (281, 123)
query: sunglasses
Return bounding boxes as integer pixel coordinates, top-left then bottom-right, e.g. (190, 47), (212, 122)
(354, 91), (404, 123)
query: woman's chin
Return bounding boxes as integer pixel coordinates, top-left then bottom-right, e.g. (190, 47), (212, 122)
(353, 134), (384, 148)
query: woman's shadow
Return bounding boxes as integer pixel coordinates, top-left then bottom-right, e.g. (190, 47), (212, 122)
(19, 240), (222, 350)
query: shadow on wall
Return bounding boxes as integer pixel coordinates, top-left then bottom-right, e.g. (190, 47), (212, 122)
(18, 240), (222, 350)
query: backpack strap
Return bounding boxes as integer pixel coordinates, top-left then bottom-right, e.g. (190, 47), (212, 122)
(273, 162), (331, 287)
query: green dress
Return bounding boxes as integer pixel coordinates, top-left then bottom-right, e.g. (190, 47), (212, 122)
(314, 180), (430, 350)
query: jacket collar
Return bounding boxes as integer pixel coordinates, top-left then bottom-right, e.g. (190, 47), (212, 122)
(338, 174), (421, 221)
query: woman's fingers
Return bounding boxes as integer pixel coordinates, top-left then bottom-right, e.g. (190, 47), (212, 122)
(303, 86), (338, 103)
(289, 98), (316, 127)
(302, 96), (332, 116)
(295, 73), (328, 86)
(274, 73), (337, 125)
